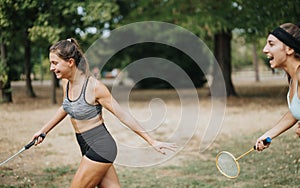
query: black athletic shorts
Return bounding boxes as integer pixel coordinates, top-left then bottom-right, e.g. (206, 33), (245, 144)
(76, 124), (117, 163)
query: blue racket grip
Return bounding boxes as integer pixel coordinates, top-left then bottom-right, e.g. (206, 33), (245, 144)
(24, 133), (46, 150)
(253, 137), (272, 150)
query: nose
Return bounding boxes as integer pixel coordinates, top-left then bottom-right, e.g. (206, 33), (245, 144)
(50, 63), (55, 72)
(262, 44), (268, 54)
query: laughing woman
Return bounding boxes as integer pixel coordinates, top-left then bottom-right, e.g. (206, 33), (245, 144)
(256, 23), (300, 151)
(31, 38), (177, 188)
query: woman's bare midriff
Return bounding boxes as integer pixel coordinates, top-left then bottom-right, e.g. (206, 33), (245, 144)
(71, 115), (104, 133)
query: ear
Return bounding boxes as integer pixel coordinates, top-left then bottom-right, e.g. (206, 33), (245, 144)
(68, 58), (75, 67)
(286, 46), (295, 56)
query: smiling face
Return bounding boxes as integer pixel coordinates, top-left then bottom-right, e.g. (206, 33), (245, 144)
(49, 52), (73, 79)
(263, 34), (288, 69)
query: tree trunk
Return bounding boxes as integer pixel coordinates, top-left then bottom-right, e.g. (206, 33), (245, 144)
(0, 43), (12, 103)
(1, 79), (12, 103)
(252, 43), (260, 82)
(212, 30), (237, 97)
(24, 31), (36, 97)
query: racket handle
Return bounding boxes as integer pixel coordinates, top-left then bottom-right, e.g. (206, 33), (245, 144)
(253, 137), (272, 150)
(24, 133), (46, 150)
(263, 137), (272, 144)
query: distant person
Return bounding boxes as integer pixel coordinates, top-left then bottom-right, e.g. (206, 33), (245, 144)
(31, 38), (177, 187)
(256, 22), (300, 151)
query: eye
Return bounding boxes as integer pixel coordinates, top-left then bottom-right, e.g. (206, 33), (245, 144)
(268, 41), (274, 47)
(50, 61), (58, 65)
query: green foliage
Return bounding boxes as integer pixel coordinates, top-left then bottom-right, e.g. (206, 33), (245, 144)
(83, 0), (119, 24)
(0, 0), (300, 91)
(234, 0), (300, 37)
(120, 0), (300, 42)
(29, 26), (62, 44)
(27, 0), (83, 45)
(231, 30), (253, 70)
(0, 0), (120, 85)
(115, 0), (300, 89)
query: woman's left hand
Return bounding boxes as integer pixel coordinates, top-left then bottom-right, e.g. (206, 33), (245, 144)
(152, 140), (178, 155)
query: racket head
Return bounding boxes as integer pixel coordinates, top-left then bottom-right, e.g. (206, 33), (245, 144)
(216, 151), (240, 178)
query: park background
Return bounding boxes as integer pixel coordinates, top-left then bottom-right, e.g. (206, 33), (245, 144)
(0, 0), (300, 187)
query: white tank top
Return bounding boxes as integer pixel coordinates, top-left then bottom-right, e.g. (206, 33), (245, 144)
(287, 80), (300, 120)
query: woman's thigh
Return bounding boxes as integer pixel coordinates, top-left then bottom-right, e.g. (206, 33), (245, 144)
(70, 156), (113, 188)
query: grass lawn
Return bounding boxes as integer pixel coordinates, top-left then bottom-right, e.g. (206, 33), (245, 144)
(1, 131), (298, 188)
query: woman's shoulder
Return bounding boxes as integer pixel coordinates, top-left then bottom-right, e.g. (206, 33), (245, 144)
(88, 76), (104, 87)
(88, 76), (110, 95)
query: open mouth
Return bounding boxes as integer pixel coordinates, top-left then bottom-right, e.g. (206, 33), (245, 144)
(267, 55), (274, 61)
(54, 71), (61, 77)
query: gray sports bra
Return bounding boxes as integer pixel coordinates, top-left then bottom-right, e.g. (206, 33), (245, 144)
(62, 77), (102, 120)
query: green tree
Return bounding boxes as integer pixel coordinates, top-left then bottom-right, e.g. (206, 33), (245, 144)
(116, 0), (300, 96)
(0, 0), (14, 102)
(0, 0), (119, 103)
(232, 0), (300, 82)
(113, 0), (209, 89)
(28, 0), (85, 103)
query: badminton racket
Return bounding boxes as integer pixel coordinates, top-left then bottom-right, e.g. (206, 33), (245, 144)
(216, 137), (271, 178)
(0, 133), (46, 166)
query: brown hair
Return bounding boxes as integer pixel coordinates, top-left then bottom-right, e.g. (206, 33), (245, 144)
(280, 23), (300, 59)
(49, 38), (90, 75)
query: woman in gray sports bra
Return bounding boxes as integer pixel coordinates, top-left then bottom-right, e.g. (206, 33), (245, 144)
(30, 38), (177, 187)
(256, 22), (300, 151)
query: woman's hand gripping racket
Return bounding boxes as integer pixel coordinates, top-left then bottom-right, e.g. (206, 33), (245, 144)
(216, 137), (271, 179)
(0, 133), (46, 166)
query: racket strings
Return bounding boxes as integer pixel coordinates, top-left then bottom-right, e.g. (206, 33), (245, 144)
(216, 152), (239, 178)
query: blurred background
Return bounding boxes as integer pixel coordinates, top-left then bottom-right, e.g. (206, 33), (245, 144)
(1, 0), (299, 103)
